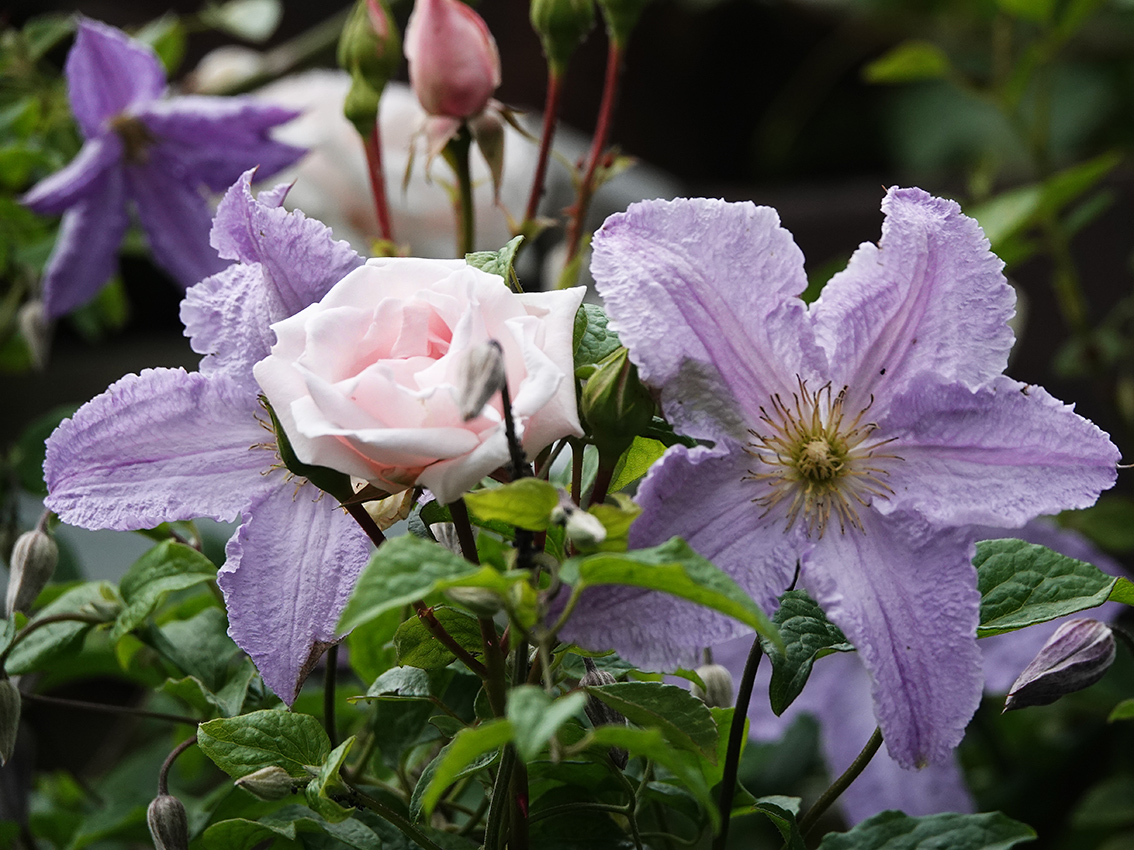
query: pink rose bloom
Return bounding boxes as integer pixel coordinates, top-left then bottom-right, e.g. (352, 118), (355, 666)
(253, 258), (585, 504)
(404, 0), (501, 119)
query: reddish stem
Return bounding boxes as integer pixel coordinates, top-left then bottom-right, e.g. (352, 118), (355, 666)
(413, 601), (490, 679)
(523, 70), (564, 224)
(364, 122), (395, 242)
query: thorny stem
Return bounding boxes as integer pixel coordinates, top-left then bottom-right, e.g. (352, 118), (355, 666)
(157, 736), (197, 796)
(344, 783), (448, 850)
(19, 692), (198, 727)
(364, 123), (395, 242)
(324, 644), (338, 747)
(797, 726), (884, 838)
(444, 127), (476, 256)
(0, 612), (105, 670)
(524, 70), (564, 223)
(712, 634), (762, 850)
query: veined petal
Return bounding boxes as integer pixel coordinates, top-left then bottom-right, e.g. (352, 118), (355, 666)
(811, 187), (1015, 410)
(210, 169), (363, 322)
(128, 158), (226, 288)
(67, 18), (166, 138)
(591, 197), (822, 443)
(20, 135), (122, 214)
(799, 512), (982, 768)
(139, 97), (304, 190)
(45, 369), (274, 530)
(38, 165), (129, 319)
(218, 481), (371, 704)
(880, 376), (1119, 528)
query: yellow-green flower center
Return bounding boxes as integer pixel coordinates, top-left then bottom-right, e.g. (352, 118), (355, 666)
(744, 378), (899, 537)
(109, 114), (155, 164)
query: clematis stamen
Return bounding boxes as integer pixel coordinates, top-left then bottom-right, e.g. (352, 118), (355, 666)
(108, 114), (156, 163)
(744, 377), (901, 537)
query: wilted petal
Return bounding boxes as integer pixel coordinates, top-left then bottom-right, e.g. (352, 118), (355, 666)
(139, 97), (304, 189)
(66, 18), (166, 138)
(218, 481), (371, 703)
(45, 369), (274, 530)
(591, 197), (822, 443)
(880, 376), (1120, 528)
(811, 187), (1015, 410)
(20, 134), (122, 214)
(800, 512), (982, 768)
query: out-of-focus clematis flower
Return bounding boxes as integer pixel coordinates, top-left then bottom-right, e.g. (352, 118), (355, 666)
(20, 18), (304, 319)
(44, 171), (370, 703)
(562, 190), (1120, 769)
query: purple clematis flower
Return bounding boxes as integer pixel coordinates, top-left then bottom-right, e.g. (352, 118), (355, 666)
(43, 170), (370, 703)
(562, 189), (1120, 768)
(21, 18), (304, 319)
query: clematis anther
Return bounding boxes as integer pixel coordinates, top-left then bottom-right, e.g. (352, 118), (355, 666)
(20, 18), (304, 318)
(561, 189), (1120, 769)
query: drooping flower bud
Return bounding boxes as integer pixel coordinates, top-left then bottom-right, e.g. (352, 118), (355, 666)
(530, 0), (595, 76)
(147, 794), (189, 850)
(0, 678), (20, 767)
(6, 528), (59, 617)
(581, 346), (655, 460)
(456, 339), (506, 420)
(404, 0), (501, 119)
(580, 658), (628, 769)
(18, 300), (51, 370)
(338, 0), (401, 136)
(691, 664), (734, 708)
(236, 765), (296, 801)
(1004, 618), (1116, 712)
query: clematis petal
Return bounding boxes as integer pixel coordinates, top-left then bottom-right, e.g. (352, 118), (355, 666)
(37, 164), (129, 319)
(139, 97), (304, 190)
(20, 134), (122, 214)
(591, 197), (822, 443)
(210, 169), (363, 322)
(799, 512), (982, 768)
(128, 157), (227, 288)
(218, 480), (371, 703)
(66, 18), (166, 138)
(811, 187), (1015, 410)
(879, 375), (1119, 528)
(45, 369), (274, 530)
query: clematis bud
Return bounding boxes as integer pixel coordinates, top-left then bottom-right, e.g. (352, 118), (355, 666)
(338, 0), (401, 135)
(18, 300), (51, 370)
(456, 339), (507, 420)
(565, 509), (607, 549)
(0, 678), (20, 766)
(580, 658), (628, 768)
(6, 529), (58, 617)
(236, 765), (296, 800)
(530, 0), (596, 75)
(404, 0), (501, 119)
(581, 346), (655, 460)
(691, 664), (734, 708)
(147, 794), (189, 850)
(1004, 618), (1116, 712)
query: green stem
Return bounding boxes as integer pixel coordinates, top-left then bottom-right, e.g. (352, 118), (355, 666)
(157, 736), (197, 795)
(444, 127), (476, 256)
(484, 744), (516, 849)
(19, 691), (198, 727)
(345, 784), (448, 850)
(712, 634), (762, 850)
(324, 643), (338, 747)
(797, 726), (884, 837)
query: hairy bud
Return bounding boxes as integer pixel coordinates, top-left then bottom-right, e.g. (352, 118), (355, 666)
(1004, 618), (1116, 712)
(0, 678), (20, 766)
(580, 659), (628, 768)
(236, 765), (296, 801)
(147, 794), (189, 850)
(691, 663), (734, 708)
(6, 528), (58, 616)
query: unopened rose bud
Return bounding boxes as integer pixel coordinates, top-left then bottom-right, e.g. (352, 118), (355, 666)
(580, 658), (628, 769)
(0, 678), (20, 767)
(457, 339), (507, 421)
(404, 0), (501, 119)
(338, 0), (401, 135)
(594, 0), (651, 49)
(1004, 618), (1116, 712)
(236, 765), (296, 800)
(581, 346), (654, 461)
(147, 794), (189, 850)
(530, 0), (595, 75)
(691, 664), (733, 708)
(6, 529), (58, 617)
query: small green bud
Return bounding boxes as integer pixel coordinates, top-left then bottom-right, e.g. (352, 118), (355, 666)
(581, 346), (654, 460)
(550, 497), (607, 550)
(236, 765), (296, 801)
(337, 0), (401, 135)
(147, 794), (189, 850)
(1004, 618), (1116, 712)
(0, 678), (20, 766)
(593, 0), (651, 49)
(530, 0), (595, 75)
(5, 529), (58, 616)
(691, 664), (733, 708)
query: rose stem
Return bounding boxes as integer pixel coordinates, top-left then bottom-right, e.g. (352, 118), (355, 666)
(19, 691), (198, 727)
(324, 643), (338, 746)
(364, 122), (395, 242)
(412, 601), (490, 679)
(157, 736), (197, 796)
(344, 502), (388, 549)
(798, 727), (884, 837)
(712, 634), (762, 850)
(523, 69), (564, 224)
(563, 41), (625, 269)
(444, 126), (476, 255)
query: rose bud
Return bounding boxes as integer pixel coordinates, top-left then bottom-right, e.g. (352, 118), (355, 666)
(595, 0), (652, 49)
(530, 0), (596, 75)
(338, 0), (401, 135)
(1004, 618), (1116, 712)
(6, 528), (59, 617)
(581, 346), (655, 461)
(147, 794), (189, 850)
(0, 678), (20, 767)
(580, 658), (628, 769)
(457, 339), (507, 421)
(404, 0), (501, 119)
(236, 765), (296, 801)
(691, 663), (733, 709)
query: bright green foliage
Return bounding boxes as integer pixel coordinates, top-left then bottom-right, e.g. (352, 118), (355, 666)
(761, 590), (854, 716)
(463, 478), (560, 530)
(111, 540), (216, 641)
(863, 40), (952, 84)
(197, 710), (332, 779)
(584, 680), (718, 761)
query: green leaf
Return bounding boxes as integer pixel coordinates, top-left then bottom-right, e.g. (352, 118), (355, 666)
(112, 541), (217, 641)
(198, 710), (332, 779)
(1108, 577), (1134, 606)
(150, 606), (238, 691)
(816, 810), (1035, 849)
(202, 806), (383, 850)
(608, 436), (666, 493)
(339, 535), (528, 633)
(419, 718), (514, 816)
(507, 686), (587, 762)
(585, 494), (641, 552)
(135, 13), (186, 73)
(411, 734), (501, 822)
(997, 0), (1054, 24)
(1108, 698), (1134, 723)
(161, 657), (257, 718)
(976, 539), (1123, 636)
(573, 303), (622, 373)
(395, 607), (484, 669)
(1059, 495), (1134, 553)
(585, 681), (718, 761)
(305, 737), (355, 822)
(5, 582), (120, 674)
(361, 666), (453, 700)
(463, 479), (560, 530)
(466, 235), (524, 280)
(755, 796), (805, 850)
(560, 538), (782, 653)
(200, 0), (283, 42)
(863, 40), (951, 84)
(761, 590), (854, 715)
